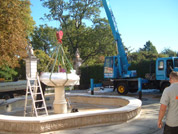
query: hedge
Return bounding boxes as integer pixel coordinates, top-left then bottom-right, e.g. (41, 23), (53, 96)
(79, 60), (156, 89)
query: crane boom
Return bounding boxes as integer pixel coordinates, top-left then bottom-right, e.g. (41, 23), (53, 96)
(102, 0), (136, 78)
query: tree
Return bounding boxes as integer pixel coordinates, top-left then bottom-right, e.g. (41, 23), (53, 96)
(23, 0), (35, 36)
(139, 41), (158, 54)
(41, 0), (118, 65)
(129, 41), (159, 77)
(31, 25), (58, 55)
(41, 0), (105, 64)
(0, 0), (35, 68)
(58, 18), (116, 65)
(34, 50), (52, 73)
(80, 18), (117, 65)
(161, 48), (177, 57)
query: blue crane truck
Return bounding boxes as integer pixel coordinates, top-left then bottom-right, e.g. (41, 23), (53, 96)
(101, 0), (178, 95)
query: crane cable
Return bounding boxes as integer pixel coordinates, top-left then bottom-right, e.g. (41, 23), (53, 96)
(44, 31), (74, 86)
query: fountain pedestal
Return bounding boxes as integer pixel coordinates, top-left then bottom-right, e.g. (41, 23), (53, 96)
(40, 72), (80, 114)
(53, 86), (67, 114)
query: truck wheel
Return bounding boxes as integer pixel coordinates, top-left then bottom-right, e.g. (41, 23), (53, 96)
(160, 82), (170, 93)
(117, 83), (128, 95)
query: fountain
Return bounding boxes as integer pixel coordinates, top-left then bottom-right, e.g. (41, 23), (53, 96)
(40, 30), (80, 114)
(0, 93), (141, 133)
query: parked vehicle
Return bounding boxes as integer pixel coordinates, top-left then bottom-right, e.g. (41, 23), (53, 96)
(0, 80), (26, 99)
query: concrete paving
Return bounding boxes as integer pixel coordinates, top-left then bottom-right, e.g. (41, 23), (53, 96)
(45, 89), (164, 134)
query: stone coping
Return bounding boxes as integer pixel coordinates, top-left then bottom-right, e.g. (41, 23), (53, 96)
(0, 94), (142, 134)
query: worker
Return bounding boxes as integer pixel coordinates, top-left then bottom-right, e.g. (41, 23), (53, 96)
(157, 71), (178, 134)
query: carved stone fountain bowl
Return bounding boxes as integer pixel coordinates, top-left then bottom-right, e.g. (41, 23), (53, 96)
(40, 71), (80, 87)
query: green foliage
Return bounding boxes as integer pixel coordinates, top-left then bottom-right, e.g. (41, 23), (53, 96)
(0, 66), (18, 80)
(129, 51), (158, 63)
(161, 48), (177, 57)
(139, 40), (158, 54)
(128, 41), (159, 77)
(59, 18), (116, 65)
(14, 59), (26, 80)
(41, 0), (114, 65)
(41, 0), (102, 24)
(31, 25), (58, 55)
(129, 60), (155, 78)
(80, 64), (104, 87)
(34, 50), (52, 73)
(73, 18), (116, 65)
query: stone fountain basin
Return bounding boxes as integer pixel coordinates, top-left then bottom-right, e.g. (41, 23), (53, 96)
(40, 71), (80, 86)
(0, 94), (142, 134)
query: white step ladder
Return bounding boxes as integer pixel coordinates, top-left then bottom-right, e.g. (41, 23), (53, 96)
(24, 74), (48, 117)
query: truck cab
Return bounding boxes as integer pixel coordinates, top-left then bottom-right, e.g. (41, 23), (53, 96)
(104, 56), (136, 79)
(156, 57), (178, 92)
(156, 57), (178, 80)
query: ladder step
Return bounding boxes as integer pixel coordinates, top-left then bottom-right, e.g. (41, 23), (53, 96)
(36, 107), (46, 110)
(33, 92), (43, 95)
(28, 86), (39, 88)
(31, 85), (40, 88)
(27, 92), (40, 95)
(35, 100), (43, 102)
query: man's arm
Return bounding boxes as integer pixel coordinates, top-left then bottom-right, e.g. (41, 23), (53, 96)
(157, 104), (167, 128)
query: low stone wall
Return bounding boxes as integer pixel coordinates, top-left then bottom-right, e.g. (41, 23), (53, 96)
(69, 95), (129, 106)
(0, 94), (142, 134)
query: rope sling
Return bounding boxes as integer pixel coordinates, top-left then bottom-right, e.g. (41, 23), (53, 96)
(44, 31), (74, 86)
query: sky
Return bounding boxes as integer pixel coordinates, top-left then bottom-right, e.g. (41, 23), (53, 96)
(30, 0), (178, 53)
